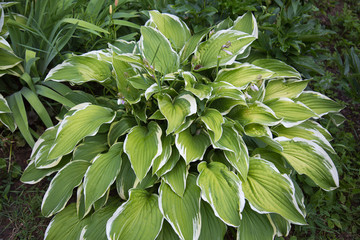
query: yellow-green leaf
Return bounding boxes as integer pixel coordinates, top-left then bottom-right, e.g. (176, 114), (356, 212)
(159, 174), (201, 240)
(197, 162), (245, 227)
(124, 121), (162, 181)
(106, 189), (163, 240)
(242, 157), (306, 224)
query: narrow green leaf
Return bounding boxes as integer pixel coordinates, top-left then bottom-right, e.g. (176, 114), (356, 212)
(124, 121), (162, 181)
(276, 137), (339, 191)
(197, 162), (245, 227)
(35, 85), (75, 108)
(7, 93), (34, 147)
(84, 143), (123, 212)
(242, 157), (306, 224)
(106, 189), (163, 240)
(175, 128), (211, 164)
(61, 17), (109, 34)
(21, 87), (53, 128)
(48, 104), (115, 160)
(159, 174), (201, 240)
(41, 160), (90, 217)
(156, 146), (180, 176)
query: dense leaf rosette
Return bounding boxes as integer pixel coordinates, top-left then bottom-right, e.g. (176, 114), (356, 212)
(23, 11), (343, 240)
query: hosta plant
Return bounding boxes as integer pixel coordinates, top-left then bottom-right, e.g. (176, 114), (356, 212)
(21, 11), (343, 240)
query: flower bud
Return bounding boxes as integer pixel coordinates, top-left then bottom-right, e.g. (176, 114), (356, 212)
(109, 5), (113, 14)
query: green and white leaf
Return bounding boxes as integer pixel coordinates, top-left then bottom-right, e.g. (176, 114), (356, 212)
(149, 11), (191, 51)
(45, 55), (112, 84)
(242, 157), (306, 224)
(252, 59), (301, 79)
(157, 93), (197, 134)
(41, 160), (90, 217)
(237, 204), (275, 240)
(210, 81), (246, 101)
(229, 102), (281, 126)
(273, 124), (335, 154)
(183, 71), (212, 100)
(264, 79), (308, 101)
(106, 189), (163, 240)
(124, 121), (162, 181)
(44, 203), (88, 240)
(194, 30), (256, 70)
(156, 146), (180, 176)
(73, 141), (108, 161)
(32, 126), (61, 169)
(116, 154), (137, 200)
(232, 12), (258, 37)
(156, 220), (180, 240)
(180, 29), (208, 63)
(0, 48), (22, 70)
(276, 137), (339, 191)
(199, 201), (227, 240)
(83, 200), (121, 240)
(200, 108), (224, 142)
(215, 63), (273, 89)
(197, 162), (245, 227)
(107, 117), (137, 146)
(152, 135), (173, 174)
(162, 159), (188, 197)
(296, 91), (343, 117)
(159, 174), (201, 240)
(139, 26), (179, 74)
(270, 213), (291, 237)
(0, 93), (11, 113)
(212, 125), (249, 180)
(175, 128), (211, 164)
(83, 143), (123, 212)
(266, 98), (317, 127)
(48, 103), (115, 160)
(20, 156), (71, 184)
